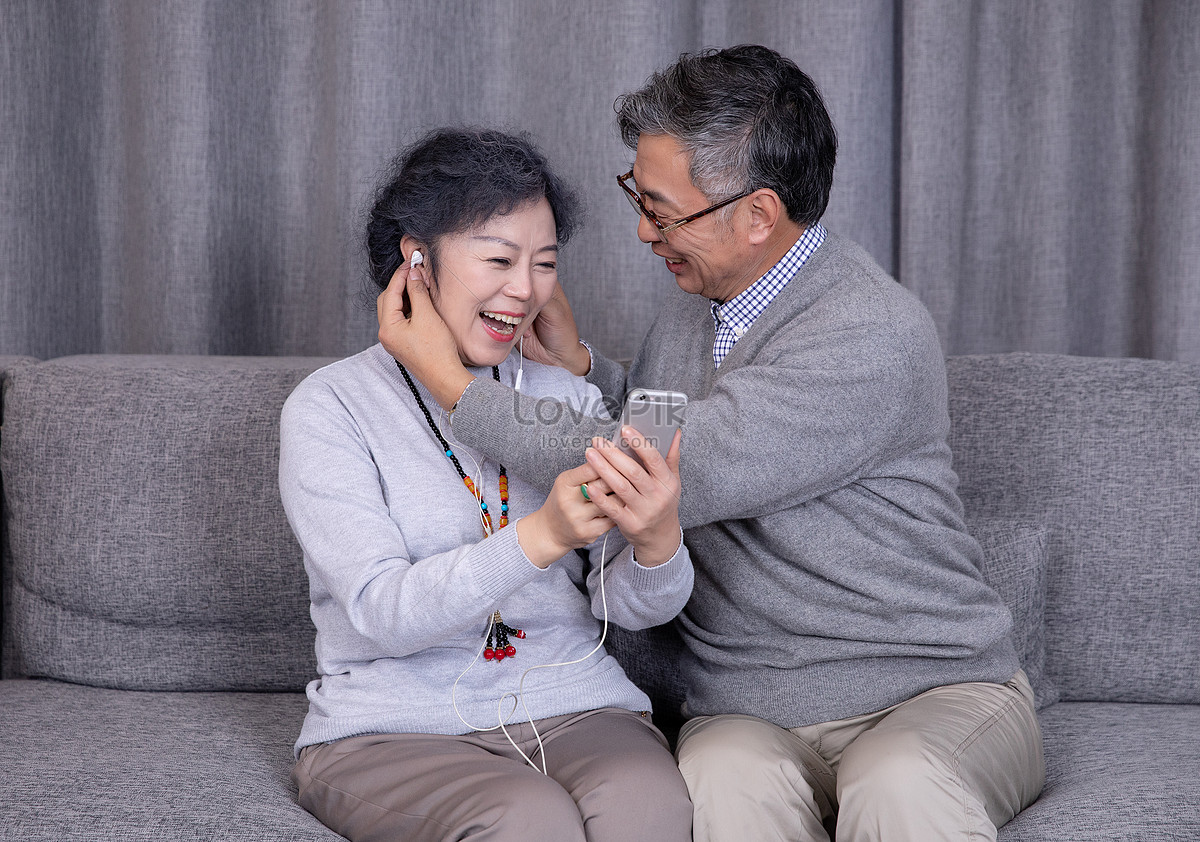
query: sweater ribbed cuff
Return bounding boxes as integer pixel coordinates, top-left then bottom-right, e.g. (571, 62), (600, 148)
(469, 523), (545, 603)
(628, 529), (686, 583)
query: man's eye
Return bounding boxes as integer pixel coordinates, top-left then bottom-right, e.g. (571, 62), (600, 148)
(642, 204), (673, 225)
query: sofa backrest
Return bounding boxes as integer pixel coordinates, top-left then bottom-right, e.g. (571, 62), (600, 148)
(1, 355), (334, 691)
(1, 356), (39, 680)
(947, 353), (1200, 704)
(6, 352), (1196, 707)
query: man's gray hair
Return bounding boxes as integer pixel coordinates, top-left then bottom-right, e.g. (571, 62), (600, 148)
(615, 45), (837, 226)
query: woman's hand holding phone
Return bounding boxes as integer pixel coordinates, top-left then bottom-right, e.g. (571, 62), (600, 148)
(516, 463), (614, 568)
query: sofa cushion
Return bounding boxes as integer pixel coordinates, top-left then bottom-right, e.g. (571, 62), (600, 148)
(968, 519), (1058, 709)
(997, 701), (1200, 841)
(948, 354), (1200, 704)
(0, 678), (341, 841)
(1, 355), (335, 690)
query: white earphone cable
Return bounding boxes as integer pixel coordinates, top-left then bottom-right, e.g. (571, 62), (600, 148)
(446, 373), (611, 774)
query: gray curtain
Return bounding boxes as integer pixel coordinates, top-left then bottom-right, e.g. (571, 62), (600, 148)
(2, 0), (1197, 363)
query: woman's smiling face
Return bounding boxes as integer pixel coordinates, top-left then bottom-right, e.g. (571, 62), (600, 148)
(421, 198), (559, 368)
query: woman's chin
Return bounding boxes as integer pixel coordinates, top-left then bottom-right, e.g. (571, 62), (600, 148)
(457, 344), (512, 369)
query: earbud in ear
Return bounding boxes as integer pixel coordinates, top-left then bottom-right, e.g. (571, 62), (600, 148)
(410, 249), (424, 268)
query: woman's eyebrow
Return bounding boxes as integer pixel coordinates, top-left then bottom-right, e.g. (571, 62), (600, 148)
(470, 235), (558, 253)
(469, 235), (519, 248)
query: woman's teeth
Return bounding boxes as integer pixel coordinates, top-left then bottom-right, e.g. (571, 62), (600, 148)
(481, 311), (520, 336)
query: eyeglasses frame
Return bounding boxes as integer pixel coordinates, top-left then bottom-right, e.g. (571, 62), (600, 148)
(617, 169), (755, 241)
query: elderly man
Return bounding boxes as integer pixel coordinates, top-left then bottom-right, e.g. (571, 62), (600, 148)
(381, 44), (1043, 842)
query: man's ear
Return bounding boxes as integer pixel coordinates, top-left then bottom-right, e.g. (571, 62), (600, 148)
(744, 189), (785, 246)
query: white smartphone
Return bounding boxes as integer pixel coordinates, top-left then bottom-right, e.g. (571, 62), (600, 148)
(613, 388), (688, 458)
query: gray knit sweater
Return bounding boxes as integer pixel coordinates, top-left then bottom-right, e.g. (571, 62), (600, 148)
(279, 344), (693, 753)
(451, 233), (1019, 728)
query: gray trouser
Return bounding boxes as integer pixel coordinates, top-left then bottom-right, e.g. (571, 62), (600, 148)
(676, 670), (1045, 842)
(293, 706), (693, 842)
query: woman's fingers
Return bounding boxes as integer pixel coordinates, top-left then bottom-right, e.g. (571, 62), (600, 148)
(558, 461), (602, 489)
(377, 265), (411, 326)
(579, 479), (611, 501)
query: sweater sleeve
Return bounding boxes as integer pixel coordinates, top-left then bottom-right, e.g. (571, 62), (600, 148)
(449, 344), (627, 492)
(584, 347), (630, 407)
(278, 379), (545, 658)
(672, 324), (922, 527)
(451, 326), (927, 531)
(584, 532), (693, 631)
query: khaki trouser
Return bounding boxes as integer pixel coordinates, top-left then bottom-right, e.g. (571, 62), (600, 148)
(293, 707), (692, 842)
(676, 671), (1044, 842)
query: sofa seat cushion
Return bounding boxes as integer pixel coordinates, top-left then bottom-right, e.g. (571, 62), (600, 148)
(998, 701), (1200, 841)
(0, 679), (341, 841)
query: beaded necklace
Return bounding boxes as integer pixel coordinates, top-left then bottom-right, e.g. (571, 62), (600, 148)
(396, 361), (523, 663)
(395, 361), (509, 535)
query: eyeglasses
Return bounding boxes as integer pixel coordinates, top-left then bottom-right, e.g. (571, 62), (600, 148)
(617, 169), (754, 242)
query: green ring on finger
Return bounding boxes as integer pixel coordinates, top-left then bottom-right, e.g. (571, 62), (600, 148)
(580, 483), (591, 501)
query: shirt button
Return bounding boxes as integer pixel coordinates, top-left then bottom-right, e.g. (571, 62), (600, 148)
(732, 326), (745, 338)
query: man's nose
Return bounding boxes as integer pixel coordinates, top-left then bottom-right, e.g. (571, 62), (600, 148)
(636, 214), (663, 244)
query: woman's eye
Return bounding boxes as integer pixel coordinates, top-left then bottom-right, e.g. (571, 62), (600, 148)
(488, 258), (512, 267)
(537, 262), (557, 271)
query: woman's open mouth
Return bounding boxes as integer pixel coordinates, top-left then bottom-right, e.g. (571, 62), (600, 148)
(480, 310), (523, 341)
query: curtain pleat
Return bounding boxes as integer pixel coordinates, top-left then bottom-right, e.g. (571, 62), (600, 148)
(1, 0), (1196, 362)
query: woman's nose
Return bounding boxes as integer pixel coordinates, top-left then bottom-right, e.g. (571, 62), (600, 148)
(505, 270), (534, 299)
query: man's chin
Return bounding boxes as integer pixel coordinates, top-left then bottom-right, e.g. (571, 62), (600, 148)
(673, 273), (705, 296)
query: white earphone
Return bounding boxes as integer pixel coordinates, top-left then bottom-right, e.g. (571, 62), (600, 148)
(514, 333), (524, 393)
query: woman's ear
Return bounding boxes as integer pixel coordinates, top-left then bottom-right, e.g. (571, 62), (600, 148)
(399, 234), (436, 296)
(400, 234), (426, 267)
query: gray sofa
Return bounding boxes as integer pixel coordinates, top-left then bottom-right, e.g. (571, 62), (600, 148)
(1, 352), (1197, 841)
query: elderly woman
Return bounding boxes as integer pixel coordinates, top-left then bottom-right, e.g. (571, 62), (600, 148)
(279, 128), (693, 842)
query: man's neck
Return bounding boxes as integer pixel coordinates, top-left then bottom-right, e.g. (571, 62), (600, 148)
(717, 219), (806, 303)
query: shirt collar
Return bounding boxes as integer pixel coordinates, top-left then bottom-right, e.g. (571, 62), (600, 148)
(710, 222), (827, 332)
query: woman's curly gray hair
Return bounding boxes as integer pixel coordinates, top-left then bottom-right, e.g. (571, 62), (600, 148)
(366, 128), (580, 290)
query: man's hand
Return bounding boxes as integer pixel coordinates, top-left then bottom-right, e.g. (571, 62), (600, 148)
(520, 282), (592, 376)
(376, 265), (474, 409)
(582, 429), (683, 567)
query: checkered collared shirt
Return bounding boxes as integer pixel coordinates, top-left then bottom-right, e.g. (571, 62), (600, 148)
(710, 223), (826, 369)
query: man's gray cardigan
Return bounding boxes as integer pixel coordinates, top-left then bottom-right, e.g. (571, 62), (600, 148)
(452, 233), (1019, 727)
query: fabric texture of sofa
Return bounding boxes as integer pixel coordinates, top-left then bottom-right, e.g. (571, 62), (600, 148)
(1, 352), (1197, 841)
